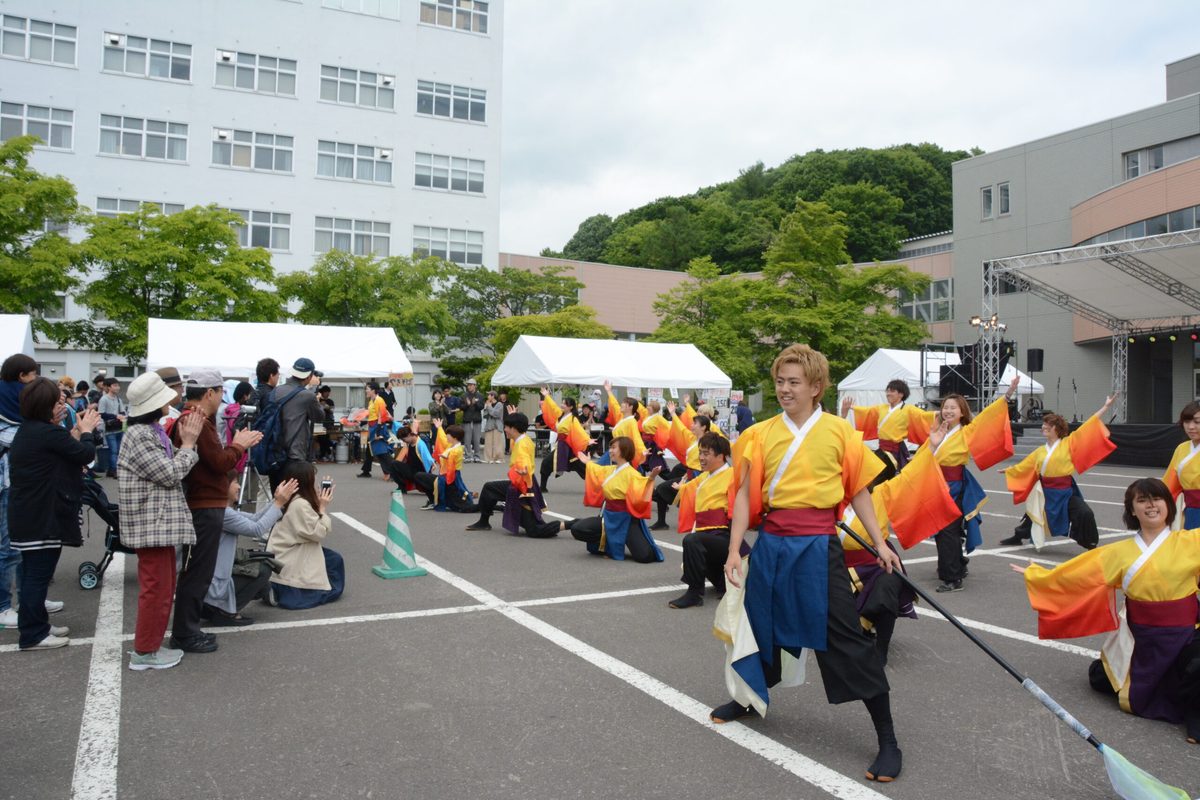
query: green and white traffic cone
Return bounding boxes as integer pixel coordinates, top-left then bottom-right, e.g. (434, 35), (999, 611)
(372, 490), (427, 579)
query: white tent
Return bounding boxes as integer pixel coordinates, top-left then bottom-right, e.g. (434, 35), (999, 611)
(146, 318), (412, 379)
(837, 347), (1044, 409)
(491, 335), (732, 390)
(0, 314), (35, 357)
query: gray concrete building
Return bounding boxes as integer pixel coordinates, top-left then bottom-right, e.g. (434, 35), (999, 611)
(950, 53), (1200, 422)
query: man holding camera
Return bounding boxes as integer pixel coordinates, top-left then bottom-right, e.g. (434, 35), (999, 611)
(267, 358), (325, 491)
(169, 369), (263, 653)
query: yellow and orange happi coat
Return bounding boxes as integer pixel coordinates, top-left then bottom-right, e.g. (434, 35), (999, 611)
(541, 394), (591, 455)
(507, 433), (537, 494)
(640, 411), (671, 450)
(666, 412), (726, 471)
(839, 446), (962, 551)
(583, 462), (654, 519)
(1022, 528), (1200, 714)
(914, 396), (1014, 471)
(610, 414), (647, 468)
(1004, 414), (1115, 503)
(849, 402), (929, 444)
(540, 394), (562, 431)
(729, 411), (881, 528)
(439, 442), (463, 485)
(675, 462), (733, 534)
(432, 424), (450, 462)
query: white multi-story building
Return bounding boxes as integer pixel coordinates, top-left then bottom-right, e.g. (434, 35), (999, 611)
(0, 0), (503, 391)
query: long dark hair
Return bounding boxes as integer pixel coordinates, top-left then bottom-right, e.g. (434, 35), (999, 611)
(279, 460), (321, 515)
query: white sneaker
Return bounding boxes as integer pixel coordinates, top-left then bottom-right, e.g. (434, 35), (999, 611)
(0, 607), (16, 628)
(50, 625), (69, 637)
(20, 634), (68, 651)
(128, 648), (183, 671)
(45, 599), (64, 614)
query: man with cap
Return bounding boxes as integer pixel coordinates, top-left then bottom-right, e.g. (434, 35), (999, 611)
(268, 358), (324, 491)
(460, 378), (484, 463)
(169, 368), (263, 653)
(154, 366), (184, 423)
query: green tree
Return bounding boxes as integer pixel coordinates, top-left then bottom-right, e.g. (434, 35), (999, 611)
(436, 265), (583, 356)
(0, 136), (82, 325)
(561, 213), (614, 262)
(276, 251), (454, 350)
(477, 304), (613, 388)
(820, 181), (906, 262)
(68, 204), (282, 361)
(645, 257), (759, 389)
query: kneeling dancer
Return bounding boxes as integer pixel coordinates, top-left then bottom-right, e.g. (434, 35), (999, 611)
(710, 343), (904, 783)
(668, 432), (739, 608)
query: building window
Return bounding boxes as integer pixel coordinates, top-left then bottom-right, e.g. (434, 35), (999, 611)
(315, 216), (390, 256)
(1, 15), (76, 66)
(320, 65), (395, 110)
(103, 33), (191, 81)
(321, 0), (401, 20)
(997, 182), (1010, 216)
(1149, 145), (1164, 171)
(414, 152), (484, 193)
(96, 197), (184, 217)
(980, 186), (993, 220)
(419, 0), (489, 33)
(1124, 152), (1140, 180)
(897, 278), (953, 322)
(412, 226), (483, 265)
(416, 80), (485, 122)
(212, 128), (293, 173)
(42, 293), (67, 321)
(229, 209), (291, 251)
(316, 140), (392, 183)
(0, 102), (72, 148)
(99, 114), (187, 161)
(215, 50), (297, 96)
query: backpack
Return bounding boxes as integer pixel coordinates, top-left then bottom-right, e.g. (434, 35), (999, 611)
(249, 386), (305, 475)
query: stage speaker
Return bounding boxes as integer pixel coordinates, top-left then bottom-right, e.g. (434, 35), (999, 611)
(1027, 348), (1044, 373)
(939, 364), (976, 398)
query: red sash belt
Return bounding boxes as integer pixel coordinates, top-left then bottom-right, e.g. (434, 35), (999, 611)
(762, 507), (836, 536)
(1040, 475), (1072, 490)
(604, 498), (637, 516)
(694, 508), (730, 530)
(843, 547), (877, 568)
(878, 439), (902, 454)
(940, 465), (964, 482)
(1184, 489), (1200, 509)
(1126, 595), (1199, 627)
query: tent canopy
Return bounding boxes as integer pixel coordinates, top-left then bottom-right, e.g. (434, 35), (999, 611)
(837, 348), (1044, 408)
(146, 318), (412, 380)
(491, 335), (732, 389)
(0, 314), (34, 357)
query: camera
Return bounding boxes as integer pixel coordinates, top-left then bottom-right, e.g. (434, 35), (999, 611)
(321, 478), (332, 491)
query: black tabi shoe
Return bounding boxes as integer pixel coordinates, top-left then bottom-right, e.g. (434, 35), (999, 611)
(649, 521), (670, 531)
(935, 580), (963, 593)
(865, 740), (903, 782)
(465, 522), (492, 531)
(997, 534), (1026, 546)
(709, 700), (756, 724)
(668, 591), (704, 609)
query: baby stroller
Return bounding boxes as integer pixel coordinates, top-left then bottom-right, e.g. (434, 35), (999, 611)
(76, 472), (129, 590)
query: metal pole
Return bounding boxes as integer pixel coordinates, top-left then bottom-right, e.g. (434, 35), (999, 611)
(979, 261), (1001, 411)
(1110, 330), (1129, 423)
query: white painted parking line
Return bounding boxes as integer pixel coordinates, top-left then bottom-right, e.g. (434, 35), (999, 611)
(984, 488), (1122, 506)
(914, 607), (1100, 659)
(70, 552), (125, 800)
(1088, 470), (1161, 480)
(341, 512), (891, 800)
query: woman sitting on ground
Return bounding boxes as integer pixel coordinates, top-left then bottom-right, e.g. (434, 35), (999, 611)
(267, 461), (345, 610)
(1015, 477), (1199, 743)
(571, 436), (665, 563)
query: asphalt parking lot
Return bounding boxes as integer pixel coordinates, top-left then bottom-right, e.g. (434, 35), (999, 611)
(3, 452), (1198, 800)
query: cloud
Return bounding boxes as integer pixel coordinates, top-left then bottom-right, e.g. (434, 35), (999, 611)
(499, 1), (1198, 254)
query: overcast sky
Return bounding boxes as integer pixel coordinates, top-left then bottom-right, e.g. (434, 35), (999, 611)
(497, 1), (1198, 255)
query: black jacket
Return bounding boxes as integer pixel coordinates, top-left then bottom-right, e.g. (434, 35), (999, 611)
(8, 420), (95, 548)
(460, 390), (483, 423)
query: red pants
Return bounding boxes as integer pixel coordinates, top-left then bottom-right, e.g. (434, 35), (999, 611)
(134, 547), (177, 654)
